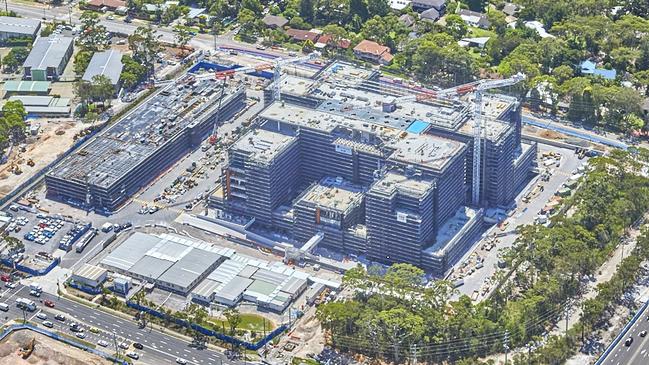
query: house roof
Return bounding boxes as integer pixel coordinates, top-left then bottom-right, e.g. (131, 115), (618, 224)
(413, 0), (446, 10)
(399, 14), (416, 27)
(353, 39), (390, 56)
(502, 2), (518, 16)
(23, 37), (73, 71)
(420, 8), (440, 21)
(580, 60), (617, 80)
(0, 16), (40, 36)
(87, 0), (126, 8)
(82, 49), (123, 85)
(315, 34), (351, 49)
(285, 28), (320, 42)
(458, 9), (491, 28)
(262, 14), (288, 28)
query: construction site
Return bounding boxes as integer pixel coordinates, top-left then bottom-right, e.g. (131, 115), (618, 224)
(209, 61), (537, 275)
(44, 75), (247, 213)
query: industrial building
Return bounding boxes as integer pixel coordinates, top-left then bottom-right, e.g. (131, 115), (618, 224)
(82, 49), (123, 86)
(101, 232), (228, 295)
(71, 263), (108, 289)
(0, 16), (41, 42)
(212, 62), (536, 274)
(100, 232), (323, 312)
(45, 75), (246, 212)
(23, 36), (74, 81)
(7, 95), (71, 117)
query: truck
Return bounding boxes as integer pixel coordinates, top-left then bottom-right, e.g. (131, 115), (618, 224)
(75, 229), (97, 253)
(16, 298), (36, 311)
(29, 283), (42, 293)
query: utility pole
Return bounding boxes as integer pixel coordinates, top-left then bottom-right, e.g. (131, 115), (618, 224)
(565, 304), (570, 335)
(503, 331), (509, 365)
(112, 331), (119, 363)
(411, 344), (418, 365)
(4, 0), (8, 16)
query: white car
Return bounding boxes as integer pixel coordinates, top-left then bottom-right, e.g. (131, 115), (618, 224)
(126, 352), (139, 359)
(176, 358), (187, 365)
(42, 320), (54, 328)
(36, 312), (47, 320)
(97, 340), (109, 347)
(119, 342), (129, 349)
(75, 332), (86, 339)
(106, 15), (114, 20)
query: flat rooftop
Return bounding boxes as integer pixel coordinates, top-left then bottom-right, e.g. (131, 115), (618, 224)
(260, 102), (465, 171)
(48, 76), (240, 188)
(73, 263), (107, 281)
(23, 36), (73, 70)
(232, 129), (297, 164)
(424, 206), (478, 254)
(369, 172), (435, 197)
(297, 177), (364, 213)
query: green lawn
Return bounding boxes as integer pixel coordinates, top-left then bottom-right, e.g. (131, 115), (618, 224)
(208, 313), (275, 333)
(467, 27), (497, 38)
(292, 357), (319, 365)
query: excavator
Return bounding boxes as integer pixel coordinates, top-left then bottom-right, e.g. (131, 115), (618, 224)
(18, 337), (35, 359)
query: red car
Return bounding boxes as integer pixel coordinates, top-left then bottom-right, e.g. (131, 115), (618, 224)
(0, 274), (11, 283)
(44, 300), (55, 308)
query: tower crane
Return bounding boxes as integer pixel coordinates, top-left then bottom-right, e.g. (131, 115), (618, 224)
(193, 51), (320, 144)
(342, 73), (526, 206)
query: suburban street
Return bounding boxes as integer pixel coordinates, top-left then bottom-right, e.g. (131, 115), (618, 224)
(0, 284), (237, 365)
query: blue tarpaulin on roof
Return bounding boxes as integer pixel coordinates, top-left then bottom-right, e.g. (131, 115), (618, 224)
(406, 120), (431, 134)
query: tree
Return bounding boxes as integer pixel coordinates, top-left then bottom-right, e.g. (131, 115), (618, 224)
(223, 307), (241, 337)
(73, 50), (94, 76)
(367, 0), (389, 17)
(2, 47), (29, 72)
(299, 0), (315, 23)
(551, 65), (574, 84)
(242, 0), (263, 13)
(377, 308), (424, 363)
(173, 25), (192, 55)
(78, 11), (108, 51)
(73, 80), (93, 108)
(349, 0), (368, 21)
(90, 75), (115, 106)
(120, 55), (147, 89)
(444, 14), (468, 40)
(361, 15), (409, 52)
(128, 25), (163, 75)
(237, 8), (261, 41)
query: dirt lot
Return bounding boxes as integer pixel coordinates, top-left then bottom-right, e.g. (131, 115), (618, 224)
(0, 329), (112, 365)
(0, 119), (89, 198)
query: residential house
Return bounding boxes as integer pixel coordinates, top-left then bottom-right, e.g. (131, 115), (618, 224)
(502, 3), (519, 16)
(389, 0), (412, 11)
(314, 34), (351, 50)
(580, 60), (617, 80)
(420, 8), (441, 22)
(525, 21), (554, 38)
(458, 37), (490, 49)
(412, 0), (446, 13)
(399, 14), (416, 27)
(285, 28), (320, 43)
(85, 0), (126, 11)
(0, 16), (41, 42)
(458, 9), (491, 29)
(353, 39), (393, 65)
(262, 15), (288, 29)
(23, 36), (74, 81)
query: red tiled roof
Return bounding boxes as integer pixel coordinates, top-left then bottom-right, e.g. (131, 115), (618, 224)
(316, 34), (352, 49)
(353, 39), (391, 57)
(285, 28), (320, 43)
(87, 0), (126, 9)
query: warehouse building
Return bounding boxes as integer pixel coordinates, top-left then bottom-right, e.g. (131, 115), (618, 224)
(45, 75), (246, 212)
(82, 49), (123, 86)
(2, 80), (51, 97)
(214, 62), (536, 274)
(7, 95), (71, 117)
(23, 36), (73, 81)
(0, 16), (41, 42)
(100, 232), (316, 312)
(71, 263), (107, 289)
(100, 232), (228, 295)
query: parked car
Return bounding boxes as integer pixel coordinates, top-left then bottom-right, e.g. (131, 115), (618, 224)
(98, 340), (109, 347)
(75, 332), (86, 339)
(42, 320), (53, 328)
(44, 300), (55, 308)
(36, 312), (47, 320)
(176, 358), (187, 364)
(133, 342), (144, 350)
(54, 314), (65, 321)
(126, 352), (139, 359)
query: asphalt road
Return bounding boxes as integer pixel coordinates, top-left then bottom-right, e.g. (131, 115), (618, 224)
(601, 303), (649, 365)
(0, 284), (237, 365)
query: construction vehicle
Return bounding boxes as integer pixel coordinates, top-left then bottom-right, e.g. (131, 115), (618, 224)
(26, 159), (34, 167)
(18, 337), (35, 359)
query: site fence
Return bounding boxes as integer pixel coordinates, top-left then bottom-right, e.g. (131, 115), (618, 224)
(126, 301), (287, 350)
(67, 280), (103, 295)
(0, 323), (129, 365)
(0, 126), (103, 209)
(1, 257), (60, 277)
(188, 61), (275, 80)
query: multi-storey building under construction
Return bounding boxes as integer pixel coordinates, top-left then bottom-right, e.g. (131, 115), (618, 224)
(211, 61), (536, 274)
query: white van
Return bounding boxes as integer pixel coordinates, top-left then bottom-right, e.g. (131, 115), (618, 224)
(0, 303), (9, 311)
